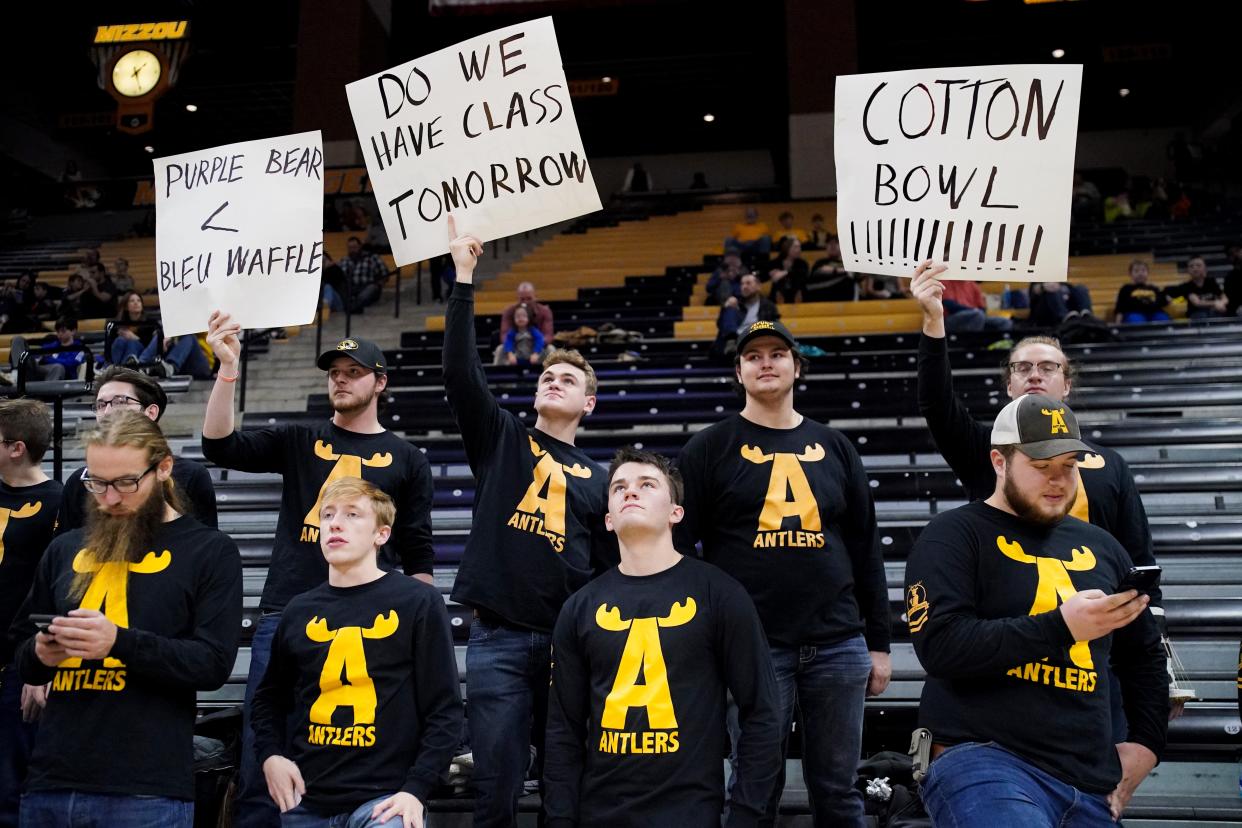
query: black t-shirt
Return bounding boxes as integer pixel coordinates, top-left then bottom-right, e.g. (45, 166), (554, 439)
(13, 516), (242, 799)
(916, 334), (1160, 606)
(1113, 282), (1168, 316)
(1173, 277), (1224, 306)
(675, 414), (890, 652)
(906, 502), (1167, 794)
(544, 557), (781, 828)
(252, 572), (462, 813)
(56, 458), (218, 534)
(0, 478), (63, 662)
(444, 282), (617, 632)
(202, 422), (434, 611)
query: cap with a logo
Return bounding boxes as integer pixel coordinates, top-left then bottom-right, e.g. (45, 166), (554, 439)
(316, 338), (387, 374)
(736, 319), (798, 353)
(991, 394), (1091, 459)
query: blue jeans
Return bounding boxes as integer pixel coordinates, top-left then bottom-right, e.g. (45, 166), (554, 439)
(728, 634), (871, 828)
(920, 742), (1115, 827)
(140, 336), (212, 378)
(19, 790), (192, 828)
(279, 794), (408, 828)
(945, 308), (1012, 333)
(0, 662), (36, 828)
(109, 337), (145, 365)
(236, 612), (282, 828)
(464, 616), (550, 828)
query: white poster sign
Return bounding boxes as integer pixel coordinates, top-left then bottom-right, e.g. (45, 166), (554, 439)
(154, 131), (324, 336)
(834, 65), (1082, 281)
(346, 16), (601, 267)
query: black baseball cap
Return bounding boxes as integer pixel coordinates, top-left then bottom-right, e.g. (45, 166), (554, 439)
(736, 319), (799, 354)
(316, 338), (387, 374)
(991, 394), (1092, 459)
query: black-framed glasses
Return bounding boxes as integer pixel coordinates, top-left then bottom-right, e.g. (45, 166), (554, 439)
(81, 462), (159, 494)
(1008, 360), (1065, 378)
(93, 395), (144, 414)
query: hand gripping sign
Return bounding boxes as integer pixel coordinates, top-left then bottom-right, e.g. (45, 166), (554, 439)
(834, 65), (1083, 282)
(346, 16), (601, 267)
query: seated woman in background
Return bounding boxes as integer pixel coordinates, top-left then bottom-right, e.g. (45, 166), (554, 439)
(502, 303), (546, 365)
(1113, 260), (1170, 324)
(110, 290), (153, 364)
(768, 237), (809, 304)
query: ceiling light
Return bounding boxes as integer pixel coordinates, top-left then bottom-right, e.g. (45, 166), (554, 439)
(143, 145), (154, 153)
(185, 104), (198, 112)
(601, 76), (612, 83)
(1051, 48), (1065, 59)
(703, 113), (716, 123)
(1119, 88), (1130, 97)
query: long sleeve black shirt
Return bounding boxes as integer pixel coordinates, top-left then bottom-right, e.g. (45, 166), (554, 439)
(443, 282), (617, 632)
(675, 414), (890, 652)
(905, 502), (1167, 794)
(917, 333), (1160, 607)
(544, 557), (782, 828)
(56, 458), (218, 534)
(0, 478), (63, 662)
(252, 572), (463, 812)
(12, 516), (242, 800)
(202, 422), (434, 610)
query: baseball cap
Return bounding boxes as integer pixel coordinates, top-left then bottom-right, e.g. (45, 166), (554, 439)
(316, 338), (387, 374)
(991, 394), (1091, 459)
(736, 320), (799, 354)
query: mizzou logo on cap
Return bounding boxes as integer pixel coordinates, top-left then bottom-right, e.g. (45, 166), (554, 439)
(747, 321), (776, 333)
(336, 339), (359, 351)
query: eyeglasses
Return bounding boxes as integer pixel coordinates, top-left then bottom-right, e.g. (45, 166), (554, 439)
(93, 395), (143, 414)
(1008, 360), (1065, 378)
(81, 462), (158, 494)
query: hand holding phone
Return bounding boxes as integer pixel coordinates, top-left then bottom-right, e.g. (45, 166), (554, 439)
(28, 614), (57, 636)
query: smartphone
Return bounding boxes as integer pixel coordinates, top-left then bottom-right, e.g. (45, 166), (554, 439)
(28, 614), (57, 635)
(1117, 565), (1162, 595)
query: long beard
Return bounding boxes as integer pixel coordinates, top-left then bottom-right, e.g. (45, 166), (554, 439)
(71, 483), (168, 599)
(1003, 472), (1073, 527)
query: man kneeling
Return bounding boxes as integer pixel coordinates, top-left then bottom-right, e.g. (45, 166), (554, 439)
(906, 395), (1167, 826)
(252, 479), (462, 828)
(544, 448), (782, 827)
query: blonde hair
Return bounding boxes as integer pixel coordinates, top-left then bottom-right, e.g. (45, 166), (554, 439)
(82, 411), (183, 512)
(542, 348), (598, 395)
(321, 477), (395, 530)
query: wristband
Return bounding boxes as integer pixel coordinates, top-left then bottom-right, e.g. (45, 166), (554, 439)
(217, 373), (238, 383)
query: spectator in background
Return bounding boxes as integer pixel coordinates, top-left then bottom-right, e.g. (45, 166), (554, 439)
(941, 279), (1013, 334)
(363, 208), (391, 253)
(76, 267), (118, 319)
(502, 304), (546, 366)
(706, 252), (745, 306)
(27, 283), (59, 324)
(1113, 260), (1170, 324)
(1173, 256), (1228, 319)
(137, 334), (214, 380)
(500, 282), (554, 341)
(0, 273), (36, 333)
(110, 257), (135, 293)
(772, 211), (808, 246)
(8, 316), (86, 381)
(859, 272), (908, 301)
(713, 272), (779, 359)
(1071, 172), (1102, 222)
(622, 162), (652, 193)
(319, 250), (347, 312)
(726, 207), (771, 258)
(80, 248), (107, 281)
(1027, 282), (1094, 328)
(111, 291), (153, 364)
(768, 238), (808, 304)
(808, 214), (831, 249)
(1103, 191), (1134, 224)
(335, 236), (389, 313)
(1225, 242), (1242, 317)
(61, 272), (88, 319)
(689, 171), (709, 189)
(808, 237), (856, 302)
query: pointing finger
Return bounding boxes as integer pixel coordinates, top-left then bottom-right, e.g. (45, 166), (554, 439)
(447, 212), (458, 241)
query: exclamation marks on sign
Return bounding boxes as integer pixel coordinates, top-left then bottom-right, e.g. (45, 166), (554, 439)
(846, 219), (1044, 273)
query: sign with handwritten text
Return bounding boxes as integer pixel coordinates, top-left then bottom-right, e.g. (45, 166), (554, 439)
(835, 65), (1082, 281)
(153, 131), (324, 336)
(345, 16), (601, 267)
